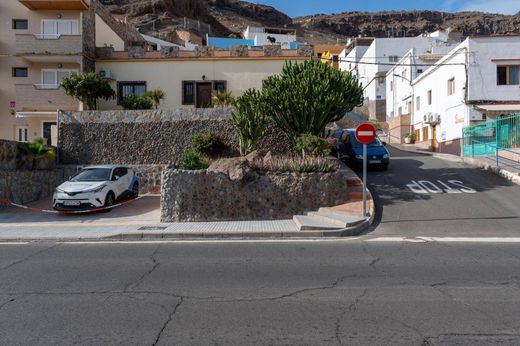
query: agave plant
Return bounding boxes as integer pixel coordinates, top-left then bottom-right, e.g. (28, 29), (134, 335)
(17, 138), (56, 170)
(212, 90), (234, 108)
(145, 89), (166, 109)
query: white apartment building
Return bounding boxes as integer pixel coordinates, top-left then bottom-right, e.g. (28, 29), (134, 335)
(409, 35), (520, 155)
(243, 26), (298, 49)
(340, 30), (462, 122)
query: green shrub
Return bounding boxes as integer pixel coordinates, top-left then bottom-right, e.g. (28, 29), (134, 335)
(121, 94), (154, 110)
(262, 59), (364, 138)
(212, 90), (234, 108)
(250, 156), (336, 173)
(294, 134), (336, 157)
(145, 89), (166, 109)
(230, 89), (267, 156)
(17, 138), (56, 170)
(191, 131), (225, 156)
(178, 150), (209, 170)
(60, 72), (115, 110)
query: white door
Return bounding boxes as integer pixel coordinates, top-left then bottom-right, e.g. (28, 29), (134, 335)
(16, 127), (28, 142)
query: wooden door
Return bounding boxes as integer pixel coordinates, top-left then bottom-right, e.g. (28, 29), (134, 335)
(196, 83), (212, 108)
(431, 126), (438, 151)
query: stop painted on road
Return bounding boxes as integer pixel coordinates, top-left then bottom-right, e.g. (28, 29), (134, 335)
(407, 180), (477, 194)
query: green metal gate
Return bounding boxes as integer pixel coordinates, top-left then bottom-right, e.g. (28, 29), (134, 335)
(462, 113), (520, 157)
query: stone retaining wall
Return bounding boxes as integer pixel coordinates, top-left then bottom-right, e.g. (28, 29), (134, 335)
(58, 109), (293, 165)
(160, 168), (350, 222)
(0, 167), (77, 205)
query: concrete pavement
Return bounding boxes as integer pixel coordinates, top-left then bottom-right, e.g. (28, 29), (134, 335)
(1, 240), (520, 345)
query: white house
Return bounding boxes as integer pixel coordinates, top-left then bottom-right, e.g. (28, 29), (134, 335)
(385, 32), (462, 143)
(243, 26), (298, 49)
(411, 35), (520, 155)
(340, 30), (462, 122)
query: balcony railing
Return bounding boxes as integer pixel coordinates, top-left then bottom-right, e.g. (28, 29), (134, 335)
(18, 0), (89, 10)
(15, 84), (78, 111)
(15, 34), (82, 56)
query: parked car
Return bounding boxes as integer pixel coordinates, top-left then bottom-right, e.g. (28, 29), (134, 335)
(53, 165), (138, 211)
(331, 129), (390, 170)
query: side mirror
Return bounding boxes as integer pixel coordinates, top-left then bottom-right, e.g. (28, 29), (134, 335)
(112, 176), (118, 181)
(382, 141), (387, 146)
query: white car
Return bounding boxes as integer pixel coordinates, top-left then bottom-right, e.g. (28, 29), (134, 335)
(53, 165), (138, 211)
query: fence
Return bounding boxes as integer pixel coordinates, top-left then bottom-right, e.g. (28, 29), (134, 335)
(136, 17), (212, 36)
(462, 113), (520, 169)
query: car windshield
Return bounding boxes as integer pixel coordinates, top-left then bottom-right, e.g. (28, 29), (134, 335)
(350, 134), (384, 148)
(71, 168), (111, 182)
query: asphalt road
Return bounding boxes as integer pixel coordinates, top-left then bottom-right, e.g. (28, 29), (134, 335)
(366, 146), (520, 238)
(1, 240), (520, 345)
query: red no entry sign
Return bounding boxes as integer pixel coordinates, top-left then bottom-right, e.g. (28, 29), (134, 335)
(355, 123), (377, 144)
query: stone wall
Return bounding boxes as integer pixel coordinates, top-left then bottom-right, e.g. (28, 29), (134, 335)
(58, 109), (293, 165)
(160, 167), (351, 222)
(0, 140), (56, 171)
(0, 167), (76, 205)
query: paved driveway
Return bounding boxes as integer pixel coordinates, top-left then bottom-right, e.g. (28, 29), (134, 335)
(366, 146), (520, 237)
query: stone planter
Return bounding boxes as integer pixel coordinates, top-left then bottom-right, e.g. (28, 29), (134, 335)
(160, 167), (351, 222)
(404, 137), (412, 144)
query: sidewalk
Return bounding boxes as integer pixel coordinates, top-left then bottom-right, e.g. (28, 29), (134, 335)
(389, 143), (462, 162)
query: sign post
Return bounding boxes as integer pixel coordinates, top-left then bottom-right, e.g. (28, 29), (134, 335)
(355, 123), (377, 217)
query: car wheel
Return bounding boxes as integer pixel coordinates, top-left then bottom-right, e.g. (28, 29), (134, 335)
(104, 192), (115, 211)
(131, 182), (139, 199)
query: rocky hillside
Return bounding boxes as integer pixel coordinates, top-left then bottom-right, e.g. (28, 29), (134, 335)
(98, 0), (520, 44)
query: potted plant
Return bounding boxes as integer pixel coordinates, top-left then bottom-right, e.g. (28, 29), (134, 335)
(404, 133), (413, 144)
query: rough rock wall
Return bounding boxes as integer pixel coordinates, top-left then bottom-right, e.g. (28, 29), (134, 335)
(58, 109), (293, 165)
(160, 169), (350, 222)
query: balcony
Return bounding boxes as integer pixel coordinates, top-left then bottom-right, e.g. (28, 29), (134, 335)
(15, 84), (78, 111)
(16, 34), (82, 59)
(18, 0), (89, 10)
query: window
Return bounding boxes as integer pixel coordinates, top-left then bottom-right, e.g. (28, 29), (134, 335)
(407, 101), (412, 114)
(183, 81), (195, 105)
(497, 65), (520, 85)
(388, 55), (399, 63)
(402, 69), (407, 78)
(40, 69), (77, 88)
(112, 167), (128, 181)
(398, 107), (402, 116)
(117, 81), (146, 103)
(41, 19), (79, 38)
(416, 96), (421, 111)
(12, 67), (28, 77)
(427, 90), (432, 105)
(12, 19), (28, 30)
(417, 69), (423, 74)
(447, 78), (455, 95)
(213, 81), (227, 92)
(390, 81), (393, 91)
(16, 127), (28, 142)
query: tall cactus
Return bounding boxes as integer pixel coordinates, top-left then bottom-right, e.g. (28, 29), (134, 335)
(230, 89), (267, 156)
(262, 59), (364, 138)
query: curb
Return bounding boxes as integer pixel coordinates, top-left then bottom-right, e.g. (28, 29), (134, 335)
(462, 157), (520, 185)
(389, 144), (462, 162)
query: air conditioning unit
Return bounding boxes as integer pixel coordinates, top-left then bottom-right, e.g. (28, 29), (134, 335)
(436, 114), (441, 124)
(99, 69), (112, 79)
(429, 113), (436, 123)
(423, 114), (428, 122)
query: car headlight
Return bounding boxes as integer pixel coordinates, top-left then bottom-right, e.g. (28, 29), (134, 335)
(355, 155), (363, 159)
(82, 185), (106, 194)
(383, 154), (389, 159)
(55, 187), (64, 193)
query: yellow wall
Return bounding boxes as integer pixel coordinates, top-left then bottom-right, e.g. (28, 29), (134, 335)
(0, 0), (83, 141)
(96, 58), (306, 110)
(95, 14), (124, 51)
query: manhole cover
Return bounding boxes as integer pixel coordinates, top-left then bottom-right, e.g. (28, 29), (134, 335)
(138, 226), (168, 231)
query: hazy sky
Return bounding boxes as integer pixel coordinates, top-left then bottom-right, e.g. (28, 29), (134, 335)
(254, 0), (519, 17)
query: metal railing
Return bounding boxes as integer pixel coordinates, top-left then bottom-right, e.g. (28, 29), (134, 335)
(468, 139), (520, 170)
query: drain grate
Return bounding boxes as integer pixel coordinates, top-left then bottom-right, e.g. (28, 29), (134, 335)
(138, 226), (168, 231)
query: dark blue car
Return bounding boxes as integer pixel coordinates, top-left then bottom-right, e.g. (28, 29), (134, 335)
(331, 129), (390, 170)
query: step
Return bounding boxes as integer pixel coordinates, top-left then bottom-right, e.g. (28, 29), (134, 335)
(306, 211), (366, 228)
(293, 215), (344, 231)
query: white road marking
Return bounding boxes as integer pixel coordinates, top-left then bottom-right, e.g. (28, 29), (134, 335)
(407, 179), (476, 194)
(368, 237), (520, 243)
(0, 242), (30, 245)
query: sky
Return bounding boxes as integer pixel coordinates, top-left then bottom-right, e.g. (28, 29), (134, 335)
(254, 0), (520, 17)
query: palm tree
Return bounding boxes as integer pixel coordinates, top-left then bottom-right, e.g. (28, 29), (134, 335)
(17, 138), (56, 170)
(145, 89), (166, 109)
